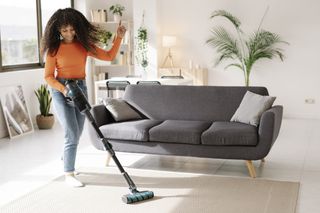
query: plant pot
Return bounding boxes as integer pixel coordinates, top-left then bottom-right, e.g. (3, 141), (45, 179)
(36, 114), (54, 129)
(113, 14), (121, 23)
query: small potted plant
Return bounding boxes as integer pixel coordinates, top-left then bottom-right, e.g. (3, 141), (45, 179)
(97, 29), (113, 49)
(109, 4), (125, 22)
(34, 84), (54, 129)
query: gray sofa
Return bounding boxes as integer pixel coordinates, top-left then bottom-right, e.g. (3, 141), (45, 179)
(88, 85), (283, 178)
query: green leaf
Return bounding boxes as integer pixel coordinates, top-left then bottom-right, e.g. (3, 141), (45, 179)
(210, 10), (242, 30)
(224, 63), (243, 71)
(34, 84), (52, 116)
(246, 29), (288, 70)
(206, 26), (241, 66)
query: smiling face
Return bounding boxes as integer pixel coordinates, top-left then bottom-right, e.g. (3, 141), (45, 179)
(59, 25), (76, 43)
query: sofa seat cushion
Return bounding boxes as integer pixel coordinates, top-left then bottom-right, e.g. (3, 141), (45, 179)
(202, 122), (258, 146)
(149, 120), (211, 145)
(100, 119), (162, 141)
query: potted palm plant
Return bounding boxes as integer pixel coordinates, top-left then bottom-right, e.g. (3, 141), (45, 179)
(34, 84), (54, 129)
(109, 4), (125, 22)
(206, 10), (288, 86)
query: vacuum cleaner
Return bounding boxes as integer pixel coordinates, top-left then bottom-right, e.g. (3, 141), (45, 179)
(65, 80), (154, 204)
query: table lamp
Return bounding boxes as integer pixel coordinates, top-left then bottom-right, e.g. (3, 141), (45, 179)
(161, 35), (176, 69)
(161, 35), (183, 78)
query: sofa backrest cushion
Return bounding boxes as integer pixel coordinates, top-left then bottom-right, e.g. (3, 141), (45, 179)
(123, 85), (269, 121)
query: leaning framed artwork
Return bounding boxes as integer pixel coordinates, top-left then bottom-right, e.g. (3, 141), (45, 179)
(0, 85), (34, 139)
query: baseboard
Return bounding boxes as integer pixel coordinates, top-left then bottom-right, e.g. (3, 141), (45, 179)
(284, 113), (320, 120)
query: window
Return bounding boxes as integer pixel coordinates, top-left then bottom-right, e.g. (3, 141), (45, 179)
(41, 0), (72, 34)
(0, 0), (73, 72)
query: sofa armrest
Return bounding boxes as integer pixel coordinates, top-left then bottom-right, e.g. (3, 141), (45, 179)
(258, 105), (283, 146)
(91, 104), (115, 127)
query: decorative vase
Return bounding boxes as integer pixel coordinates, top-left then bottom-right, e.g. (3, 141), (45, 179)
(36, 114), (54, 129)
(113, 14), (121, 23)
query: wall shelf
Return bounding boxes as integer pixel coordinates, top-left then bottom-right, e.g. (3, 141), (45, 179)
(90, 19), (134, 82)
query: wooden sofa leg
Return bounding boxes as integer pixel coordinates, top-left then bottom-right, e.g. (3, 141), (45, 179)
(105, 153), (111, 166)
(246, 160), (256, 178)
(261, 158), (265, 163)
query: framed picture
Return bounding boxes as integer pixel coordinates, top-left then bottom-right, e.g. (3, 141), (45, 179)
(0, 85), (34, 139)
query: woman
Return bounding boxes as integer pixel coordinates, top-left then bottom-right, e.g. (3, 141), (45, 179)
(41, 8), (126, 187)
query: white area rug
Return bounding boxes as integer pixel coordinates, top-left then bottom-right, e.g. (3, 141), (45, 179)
(0, 167), (299, 213)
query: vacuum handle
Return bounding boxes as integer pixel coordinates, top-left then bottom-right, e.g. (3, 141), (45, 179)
(84, 111), (114, 151)
(65, 80), (142, 197)
(83, 110), (127, 174)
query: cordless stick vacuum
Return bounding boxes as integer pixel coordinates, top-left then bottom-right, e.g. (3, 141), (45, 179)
(65, 80), (154, 204)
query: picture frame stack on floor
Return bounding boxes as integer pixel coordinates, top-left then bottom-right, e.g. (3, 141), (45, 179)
(0, 85), (34, 139)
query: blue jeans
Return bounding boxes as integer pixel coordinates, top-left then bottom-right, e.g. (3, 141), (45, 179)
(50, 78), (87, 173)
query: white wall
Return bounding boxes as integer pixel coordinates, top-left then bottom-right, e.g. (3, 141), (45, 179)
(0, 69), (46, 138)
(154, 0), (320, 119)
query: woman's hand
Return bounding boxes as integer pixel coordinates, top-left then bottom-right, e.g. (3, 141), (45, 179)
(116, 21), (126, 39)
(63, 87), (69, 97)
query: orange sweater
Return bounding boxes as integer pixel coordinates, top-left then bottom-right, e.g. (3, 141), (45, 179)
(44, 36), (122, 93)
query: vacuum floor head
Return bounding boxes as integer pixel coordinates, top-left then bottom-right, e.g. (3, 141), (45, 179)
(122, 190), (154, 204)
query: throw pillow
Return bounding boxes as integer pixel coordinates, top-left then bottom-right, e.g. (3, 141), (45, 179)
(230, 91), (276, 126)
(103, 98), (142, 122)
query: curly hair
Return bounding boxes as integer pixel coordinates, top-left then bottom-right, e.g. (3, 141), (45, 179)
(41, 8), (99, 56)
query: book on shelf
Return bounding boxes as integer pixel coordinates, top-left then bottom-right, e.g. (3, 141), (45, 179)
(90, 9), (107, 22)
